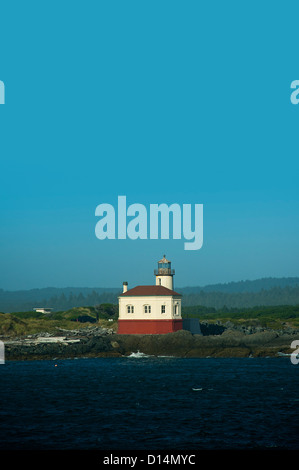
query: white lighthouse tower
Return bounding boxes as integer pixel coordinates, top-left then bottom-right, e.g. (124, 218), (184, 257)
(154, 255), (175, 290)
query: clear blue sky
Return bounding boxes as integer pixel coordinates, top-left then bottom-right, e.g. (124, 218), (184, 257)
(0, 1), (299, 290)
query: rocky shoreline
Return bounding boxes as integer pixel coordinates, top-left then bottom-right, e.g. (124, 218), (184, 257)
(2, 322), (299, 360)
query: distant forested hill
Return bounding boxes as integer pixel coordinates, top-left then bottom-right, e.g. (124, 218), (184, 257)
(0, 287), (120, 313)
(179, 277), (299, 308)
(180, 277), (299, 294)
(180, 286), (299, 308)
(0, 277), (299, 312)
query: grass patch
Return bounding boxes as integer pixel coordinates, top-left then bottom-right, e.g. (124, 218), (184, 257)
(0, 306), (118, 337)
(0, 314), (90, 337)
(182, 304), (299, 329)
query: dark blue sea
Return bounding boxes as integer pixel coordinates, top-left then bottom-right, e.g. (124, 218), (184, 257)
(0, 356), (298, 451)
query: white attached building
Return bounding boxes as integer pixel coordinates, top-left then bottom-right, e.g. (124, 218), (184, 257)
(117, 256), (183, 334)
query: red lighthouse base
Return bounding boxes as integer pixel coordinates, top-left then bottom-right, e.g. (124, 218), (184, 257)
(117, 319), (183, 335)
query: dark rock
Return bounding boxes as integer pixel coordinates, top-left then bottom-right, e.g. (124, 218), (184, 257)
(85, 336), (113, 353)
(71, 315), (96, 323)
(4, 324), (299, 360)
(199, 321), (226, 336)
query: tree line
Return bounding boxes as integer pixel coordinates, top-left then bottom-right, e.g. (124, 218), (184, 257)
(1, 284), (299, 313)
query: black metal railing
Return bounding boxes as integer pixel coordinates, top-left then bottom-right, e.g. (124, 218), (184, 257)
(154, 269), (175, 275)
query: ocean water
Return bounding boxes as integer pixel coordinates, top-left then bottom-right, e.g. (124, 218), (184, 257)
(0, 355), (298, 450)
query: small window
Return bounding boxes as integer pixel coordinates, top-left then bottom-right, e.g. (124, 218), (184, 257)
(127, 305), (134, 313)
(159, 278), (161, 285)
(161, 305), (166, 314)
(144, 305), (151, 313)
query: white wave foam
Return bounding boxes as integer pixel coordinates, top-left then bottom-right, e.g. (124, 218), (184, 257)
(128, 351), (151, 358)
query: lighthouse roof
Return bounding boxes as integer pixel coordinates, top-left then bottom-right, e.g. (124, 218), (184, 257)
(119, 285), (181, 297)
(158, 255), (171, 263)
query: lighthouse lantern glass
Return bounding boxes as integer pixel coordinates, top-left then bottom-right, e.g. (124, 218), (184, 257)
(158, 261), (171, 274)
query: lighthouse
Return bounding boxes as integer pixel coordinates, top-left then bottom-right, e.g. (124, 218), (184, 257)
(154, 255), (175, 290)
(117, 256), (183, 334)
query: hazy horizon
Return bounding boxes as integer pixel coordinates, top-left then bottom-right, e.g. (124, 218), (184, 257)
(2, 275), (299, 293)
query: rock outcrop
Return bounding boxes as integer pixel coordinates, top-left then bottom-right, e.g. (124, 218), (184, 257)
(3, 323), (299, 360)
